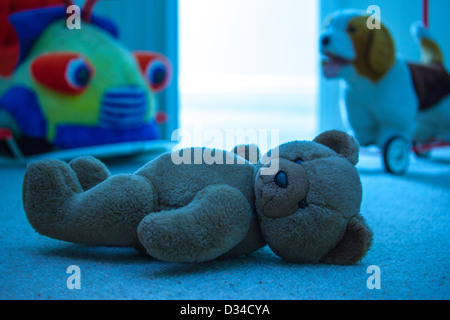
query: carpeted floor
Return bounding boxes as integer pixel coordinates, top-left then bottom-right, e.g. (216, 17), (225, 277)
(0, 148), (449, 300)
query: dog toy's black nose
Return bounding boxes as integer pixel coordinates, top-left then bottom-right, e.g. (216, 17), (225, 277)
(321, 36), (330, 46)
(274, 171), (288, 188)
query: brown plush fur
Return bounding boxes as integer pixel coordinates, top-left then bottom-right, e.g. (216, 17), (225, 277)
(420, 38), (444, 65)
(347, 16), (395, 82)
(22, 130), (373, 265)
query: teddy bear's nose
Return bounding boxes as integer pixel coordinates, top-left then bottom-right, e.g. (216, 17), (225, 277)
(274, 171), (288, 188)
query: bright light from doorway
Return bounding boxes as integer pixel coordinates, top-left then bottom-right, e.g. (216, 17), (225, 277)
(178, 0), (319, 153)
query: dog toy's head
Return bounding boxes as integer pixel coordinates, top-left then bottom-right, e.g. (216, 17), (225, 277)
(320, 9), (395, 82)
(254, 130), (373, 264)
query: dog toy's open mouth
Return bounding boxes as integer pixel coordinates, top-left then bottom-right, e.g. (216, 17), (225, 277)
(321, 53), (351, 78)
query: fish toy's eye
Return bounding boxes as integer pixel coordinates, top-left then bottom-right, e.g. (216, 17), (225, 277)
(134, 51), (172, 93)
(147, 60), (167, 89)
(31, 53), (94, 94)
(66, 58), (92, 90)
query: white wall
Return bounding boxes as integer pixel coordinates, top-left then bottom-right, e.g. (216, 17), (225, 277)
(318, 0), (345, 132)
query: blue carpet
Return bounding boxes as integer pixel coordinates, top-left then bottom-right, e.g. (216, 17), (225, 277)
(0, 150), (449, 300)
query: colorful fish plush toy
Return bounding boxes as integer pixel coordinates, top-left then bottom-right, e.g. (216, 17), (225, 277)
(0, 0), (171, 156)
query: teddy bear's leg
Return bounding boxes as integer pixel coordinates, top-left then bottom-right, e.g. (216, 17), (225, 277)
(137, 184), (253, 263)
(69, 156), (111, 191)
(320, 213), (373, 265)
(23, 159), (156, 246)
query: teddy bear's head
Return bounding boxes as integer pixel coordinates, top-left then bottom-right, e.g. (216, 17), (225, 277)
(254, 130), (372, 265)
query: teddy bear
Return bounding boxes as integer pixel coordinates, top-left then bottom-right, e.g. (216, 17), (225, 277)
(22, 130), (373, 265)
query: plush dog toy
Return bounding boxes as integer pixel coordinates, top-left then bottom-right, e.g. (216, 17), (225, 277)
(22, 130), (373, 265)
(320, 9), (450, 150)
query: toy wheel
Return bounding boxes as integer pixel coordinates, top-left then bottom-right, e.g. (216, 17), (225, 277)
(383, 136), (410, 175)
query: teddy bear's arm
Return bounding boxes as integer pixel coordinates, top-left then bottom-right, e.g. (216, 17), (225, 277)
(218, 216), (266, 259)
(137, 184), (254, 263)
(69, 156), (111, 191)
(23, 159), (157, 246)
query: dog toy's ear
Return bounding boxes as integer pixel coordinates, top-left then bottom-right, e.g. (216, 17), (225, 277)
(368, 24), (395, 75)
(320, 213), (373, 265)
(313, 130), (360, 165)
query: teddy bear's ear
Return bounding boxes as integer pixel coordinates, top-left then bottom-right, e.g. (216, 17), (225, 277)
(313, 130), (360, 165)
(320, 214), (373, 265)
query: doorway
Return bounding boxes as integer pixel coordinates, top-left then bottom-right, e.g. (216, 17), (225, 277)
(178, 0), (319, 153)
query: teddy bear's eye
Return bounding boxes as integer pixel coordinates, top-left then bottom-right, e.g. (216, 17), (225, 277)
(295, 158), (303, 164)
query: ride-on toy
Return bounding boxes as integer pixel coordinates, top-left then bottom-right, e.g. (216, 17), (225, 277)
(378, 0), (450, 175)
(321, 0), (450, 175)
(373, 136), (450, 175)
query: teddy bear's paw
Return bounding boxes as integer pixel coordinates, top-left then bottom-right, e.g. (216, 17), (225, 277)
(320, 213), (373, 265)
(23, 159), (83, 238)
(137, 185), (253, 263)
(69, 156), (111, 191)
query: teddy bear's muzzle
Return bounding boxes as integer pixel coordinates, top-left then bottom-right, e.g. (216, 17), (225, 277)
(256, 159), (310, 218)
